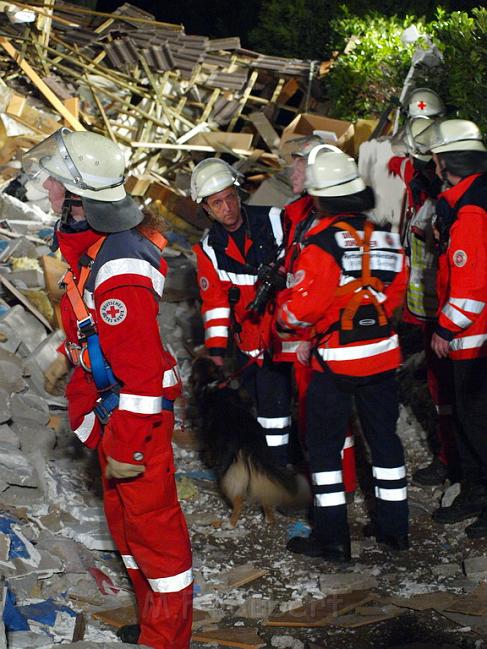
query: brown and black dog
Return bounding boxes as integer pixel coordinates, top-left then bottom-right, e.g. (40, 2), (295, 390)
(190, 356), (310, 526)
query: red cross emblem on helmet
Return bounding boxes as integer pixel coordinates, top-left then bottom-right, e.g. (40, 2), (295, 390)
(417, 101), (427, 110)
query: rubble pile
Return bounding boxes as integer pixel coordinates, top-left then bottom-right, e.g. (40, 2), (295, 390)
(0, 3), (484, 649)
(0, 1), (338, 222)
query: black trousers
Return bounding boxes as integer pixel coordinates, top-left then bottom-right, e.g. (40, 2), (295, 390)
(452, 356), (487, 486)
(306, 368), (408, 544)
(237, 350), (292, 466)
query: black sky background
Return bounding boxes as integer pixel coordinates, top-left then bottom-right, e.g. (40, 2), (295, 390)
(95, 0), (484, 49)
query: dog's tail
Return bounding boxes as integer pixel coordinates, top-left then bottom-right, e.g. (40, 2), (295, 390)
(247, 456), (311, 508)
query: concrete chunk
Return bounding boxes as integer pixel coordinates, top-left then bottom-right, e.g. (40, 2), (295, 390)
(10, 392), (50, 426)
(0, 305), (47, 354)
(11, 423), (56, 455)
(0, 442), (38, 487)
(0, 424), (21, 449)
(0, 392), (11, 424)
(464, 555), (487, 581)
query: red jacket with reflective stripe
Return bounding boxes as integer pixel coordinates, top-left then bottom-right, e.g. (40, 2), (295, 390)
(193, 205), (284, 362)
(435, 174), (487, 360)
(273, 195), (315, 363)
(57, 226), (181, 462)
(277, 214), (407, 377)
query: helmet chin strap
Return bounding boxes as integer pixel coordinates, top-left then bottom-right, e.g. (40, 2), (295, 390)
(61, 190), (83, 225)
(441, 167), (453, 188)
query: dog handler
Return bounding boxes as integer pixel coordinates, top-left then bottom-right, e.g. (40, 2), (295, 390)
(277, 145), (409, 561)
(23, 128), (193, 649)
(191, 158), (293, 467)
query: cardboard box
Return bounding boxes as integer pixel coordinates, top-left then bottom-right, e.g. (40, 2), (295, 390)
(279, 112), (355, 161)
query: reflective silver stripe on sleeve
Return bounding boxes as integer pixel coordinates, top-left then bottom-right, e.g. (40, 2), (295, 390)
(312, 470), (342, 486)
(119, 394), (162, 414)
(95, 258), (165, 296)
(280, 341), (302, 353)
(374, 486), (407, 501)
(442, 304), (473, 328)
(268, 207), (284, 249)
(74, 411), (96, 443)
(203, 307), (231, 323)
(121, 554), (139, 570)
(148, 567), (193, 593)
(163, 368), (179, 388)
(314, 492), (346, 507)
(201, 238), (257, 285)
(318, 335), (399, 361)
(257, 416), (292, 429)
(372, 465), (406, 480)
(450, 333), (487, 351)
(83, 289), (95, 310)
(265, 433), (290, 447)
(282, 303), (312, 328)
(242, 349), (264, 359)
(449, 297), (485, 314)
(205, 326), (228, 340)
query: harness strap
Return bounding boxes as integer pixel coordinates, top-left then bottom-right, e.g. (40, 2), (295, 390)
(330, 220), (388, 332)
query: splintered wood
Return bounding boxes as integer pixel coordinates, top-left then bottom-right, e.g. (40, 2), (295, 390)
(0, 1), (330, 224)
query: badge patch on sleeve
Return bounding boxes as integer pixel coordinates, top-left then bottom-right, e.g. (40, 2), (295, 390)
(199, 276), (209, 291)
(453, 250), (467, 268)
(100, 299), (127, 325)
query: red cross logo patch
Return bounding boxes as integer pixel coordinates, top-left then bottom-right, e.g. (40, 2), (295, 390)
(417, 100), (427, 110)
(100, 298), (127, 325)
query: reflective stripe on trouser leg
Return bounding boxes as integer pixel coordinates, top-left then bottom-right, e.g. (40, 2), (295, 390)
(354, 373), (409, 538)
(112, 412), (193, 649)
(98, 446), (151, 617)
(255, 361), (292, 466)
(306, 369), (352, 544)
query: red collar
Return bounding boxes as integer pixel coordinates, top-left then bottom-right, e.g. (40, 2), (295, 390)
(438, 173), (482, 207)
(284, 195), (314, 223)
(56, 228), (105, 272)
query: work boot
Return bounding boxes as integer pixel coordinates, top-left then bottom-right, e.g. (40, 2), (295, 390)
(465, 509), (487, 539)
(412, 456), (448, 486)
(286, 533), (351, 562)
(433, 483), (487, 524)
(363, 523), (409, 551)
(116, 624), (140, 643)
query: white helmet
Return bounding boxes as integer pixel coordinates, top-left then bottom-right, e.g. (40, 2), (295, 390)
(415, 119), (487, 154)
(391, 117), (433, 160)
(22, 128), (126, 202)
(404, 87), (445, 119)
(305, 144), (366, 197)
(190, 158), (239, 203)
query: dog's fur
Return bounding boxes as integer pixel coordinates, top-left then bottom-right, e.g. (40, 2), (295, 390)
(190, 357), (311, 526)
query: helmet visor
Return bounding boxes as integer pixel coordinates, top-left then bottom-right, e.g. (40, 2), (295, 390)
(22, 128), (124, 194)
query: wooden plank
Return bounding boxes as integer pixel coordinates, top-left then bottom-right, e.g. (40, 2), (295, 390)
(215, 563), (268, 591)
(264, 591), (374, 628)
(192, 628), (266, 649)
(248, 112), (280, 151)
(390, 591), (459, 612)
(0, 38), (85, 131)
(228, 69), (258, 132)
(63, 97), (79, 128)
(39, 255), (67, 304)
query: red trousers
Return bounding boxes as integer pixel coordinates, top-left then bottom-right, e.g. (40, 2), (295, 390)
(295, 363), (356, 493)
(99, 410), (193, 649)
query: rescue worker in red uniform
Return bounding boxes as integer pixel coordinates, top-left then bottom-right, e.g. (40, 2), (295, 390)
(389, 113), (458, 486)
(276, 135), (356, 493)
(415, 119), (487, 538)
(277, 145), (409, 561)
(22, 129), (193, 649)
(191, 158), (292, 467)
